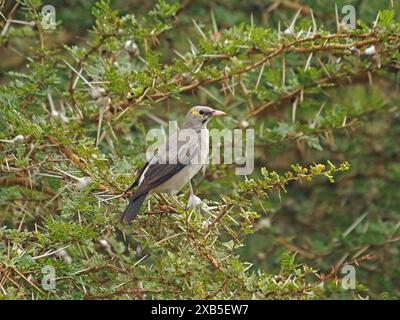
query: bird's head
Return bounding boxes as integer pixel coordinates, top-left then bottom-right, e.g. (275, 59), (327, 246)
(183, 106), (226, 129)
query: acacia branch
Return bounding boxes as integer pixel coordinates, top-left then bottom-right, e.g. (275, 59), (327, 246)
(89, 32), (399, 120)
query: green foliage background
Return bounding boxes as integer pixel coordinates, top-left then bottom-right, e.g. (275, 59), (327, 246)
(0, 0), (399, 299)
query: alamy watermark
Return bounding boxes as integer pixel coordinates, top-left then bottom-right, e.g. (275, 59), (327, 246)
(340, 5), (356, 30)
(41, 265), (56, 291)
(41, 5), (56, 30)
(341, 264), (356, 290)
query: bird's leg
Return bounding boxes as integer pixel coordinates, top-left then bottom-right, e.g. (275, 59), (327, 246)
(186, 179), (196, 209)
(186, 179), (206, 210)
(188, 179), (194, 197)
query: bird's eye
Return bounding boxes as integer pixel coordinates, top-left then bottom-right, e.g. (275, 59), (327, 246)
(199, 110), (204, 115)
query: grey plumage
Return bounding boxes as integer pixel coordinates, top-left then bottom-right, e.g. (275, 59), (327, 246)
(122, 106), (225, 223)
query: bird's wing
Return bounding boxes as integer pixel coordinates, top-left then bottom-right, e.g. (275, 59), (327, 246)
(124, 161), (149, 194)
(124, 131), (176, 194)
(133, 139), (200, 197)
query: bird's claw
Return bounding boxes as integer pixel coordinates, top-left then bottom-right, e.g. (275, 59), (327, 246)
(187, 194), (210, 213)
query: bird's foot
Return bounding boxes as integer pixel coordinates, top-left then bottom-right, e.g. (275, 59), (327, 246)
(187, 194), (210, 213)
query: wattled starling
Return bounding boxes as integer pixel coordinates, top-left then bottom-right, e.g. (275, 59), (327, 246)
(122, 106), (225, 222)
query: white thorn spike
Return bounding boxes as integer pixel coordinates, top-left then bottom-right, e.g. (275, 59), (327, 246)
(284, 8), (302, 36)
(210, 11), (218, 34)
(310, 8), (317, 33)
(335, 3), (340, 32)
(373, 12), (380, 28)
(187, 37), (198, 56)
(278, 21), (281, 40)
(192, 19), (207, 40)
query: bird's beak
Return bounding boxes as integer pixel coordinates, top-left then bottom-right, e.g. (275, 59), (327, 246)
(212, 109), (226, 116)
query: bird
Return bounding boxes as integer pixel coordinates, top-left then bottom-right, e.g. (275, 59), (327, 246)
(122, 106), (226, 223)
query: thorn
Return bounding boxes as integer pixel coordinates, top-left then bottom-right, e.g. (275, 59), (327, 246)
(305, 26), (312, 39)
(255, 62), (266, 91)
(54, 167), (80, 180)
(0, 11), (7, 22)
(96, 106), (104, 147)
(310, 8), (317, 33)
(373, 11), (380, 28)
(72, 68), (82, 90)
(199, 86), (223, 105)
(278, 21), (281, 40)
(284, 8), (302, 35)
(47, 92), (56, 114)
(334, 3), (340, 32)
(367, 71), (373, 86)
(210, 11), (218, 34)
(192, 19), (207, 40)
(63, 59), (96, 90)
(186, 37), (198, 56)
(310, 102), (326, 129)
(289, 8), (302, 29)
(292, 97), (298, 123)
(341, 115), (347, 128)
(304, 52), (313, 72)
(295, 29), (304, 39)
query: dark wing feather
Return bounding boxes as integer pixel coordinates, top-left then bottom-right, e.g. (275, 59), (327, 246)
(125, 129), (200, 198)
(124, 161), (149, 194)
(133, 143), (199, 197)
(135, 162), (186, 195)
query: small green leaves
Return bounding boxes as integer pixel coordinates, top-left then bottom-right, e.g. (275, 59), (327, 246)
(280, 252), (299, 273)
(378, 10), (395, 29)
(247, 161), (350, 197)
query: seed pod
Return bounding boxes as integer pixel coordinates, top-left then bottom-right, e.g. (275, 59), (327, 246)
(240, 120), (249, 129)
(12, 134), (25, 144)
(89, 87), (106, 100)
(76, 176), (92, 191)
(99, 239), (111, 251)
(124, 40), (140, 57)
(364, 45), (376, 56)
(56, 249), (72, 264)
(201, 220), (211, 229)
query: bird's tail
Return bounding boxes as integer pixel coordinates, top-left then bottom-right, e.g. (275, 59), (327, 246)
(121, 192), (148, 223)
